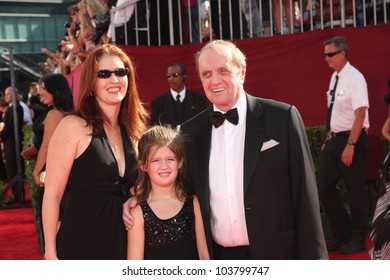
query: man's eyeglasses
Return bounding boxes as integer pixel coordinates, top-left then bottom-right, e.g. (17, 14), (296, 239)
(324, 50), (342, 58)
(166, 72), (182, 78)
(97, 68), (128, 79)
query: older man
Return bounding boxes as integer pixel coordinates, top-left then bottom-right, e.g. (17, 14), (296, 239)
(180, 40), (327, 259)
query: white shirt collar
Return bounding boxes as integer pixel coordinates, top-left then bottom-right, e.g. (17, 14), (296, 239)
(170, 86), (186, 101)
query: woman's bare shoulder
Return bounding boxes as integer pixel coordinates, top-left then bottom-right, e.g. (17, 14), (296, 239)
(58, 114), (87, 129)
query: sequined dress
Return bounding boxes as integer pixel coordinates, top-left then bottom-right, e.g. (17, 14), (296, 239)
(56, 124), (137, 260)
(141, 199), (198, 259)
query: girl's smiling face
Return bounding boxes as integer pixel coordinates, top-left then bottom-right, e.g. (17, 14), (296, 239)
(141, 145), (183, 189)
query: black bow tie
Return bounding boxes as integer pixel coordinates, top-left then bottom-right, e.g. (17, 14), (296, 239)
(210, 108), (239, 128)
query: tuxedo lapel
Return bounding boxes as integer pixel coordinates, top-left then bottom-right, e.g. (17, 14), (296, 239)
(195, 109), (212, 215)
(243, 94), (265, 195)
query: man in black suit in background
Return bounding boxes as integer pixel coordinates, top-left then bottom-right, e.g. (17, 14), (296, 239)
(150, 63), (207, 128)
(0, 87), (25, 203)
(180, 40), (328, 259)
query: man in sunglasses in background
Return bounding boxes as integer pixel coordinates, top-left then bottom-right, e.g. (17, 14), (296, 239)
(150, 63), (207, 128)
(317, 36), (370, 255)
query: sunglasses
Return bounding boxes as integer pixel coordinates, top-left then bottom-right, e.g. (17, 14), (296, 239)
(324, 50), (342, 58)
(97, 68), (128, 79)
(166, 72), (182, 78)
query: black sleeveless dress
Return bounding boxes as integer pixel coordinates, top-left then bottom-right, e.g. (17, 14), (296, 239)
(141, 199), (199, 260)
(56, 124), (137, 260)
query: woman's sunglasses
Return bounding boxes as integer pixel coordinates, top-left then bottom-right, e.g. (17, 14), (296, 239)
(97, 68), (128, 79)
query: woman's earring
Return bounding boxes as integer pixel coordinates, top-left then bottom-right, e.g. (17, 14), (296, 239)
(90, 91), (94, 97)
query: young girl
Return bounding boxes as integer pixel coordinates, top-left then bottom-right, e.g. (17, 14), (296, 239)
(127, 125), (209, 260)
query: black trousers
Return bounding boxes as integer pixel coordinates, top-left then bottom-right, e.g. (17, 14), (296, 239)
(213, 241), (252, 260)
(317, 130), (369, 240)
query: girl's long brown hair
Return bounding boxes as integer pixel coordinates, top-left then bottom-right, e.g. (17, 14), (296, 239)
(135, 126), (192, 203)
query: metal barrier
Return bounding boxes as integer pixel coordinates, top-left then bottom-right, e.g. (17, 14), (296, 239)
(109, 0), (389, 46)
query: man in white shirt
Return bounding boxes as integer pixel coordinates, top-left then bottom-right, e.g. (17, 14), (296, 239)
(318, 36), (370, 255)
(17, 92), (33, 126)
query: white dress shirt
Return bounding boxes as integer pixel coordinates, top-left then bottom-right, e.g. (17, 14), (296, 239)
(19, 101), (33, 126)
(327, 62), (370, 132)
(209, 92), (249, 247)
(170, 86), (186, 102)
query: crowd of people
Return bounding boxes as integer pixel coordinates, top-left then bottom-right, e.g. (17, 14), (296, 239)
(38, 0), (358, 76)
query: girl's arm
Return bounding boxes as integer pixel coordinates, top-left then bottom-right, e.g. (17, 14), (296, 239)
(32, 109), (65, 186)
(42, 116), (81, 260)
(193, 196), (210, 260)
(127, 205), (145, 260)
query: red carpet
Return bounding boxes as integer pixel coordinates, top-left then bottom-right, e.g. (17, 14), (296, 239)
(327, 238), (373, 260)
(0, 207), (42, 260)
(0, 205), (373, 260)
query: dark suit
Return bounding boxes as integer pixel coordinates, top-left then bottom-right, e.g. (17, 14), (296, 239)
(180, 93), (328, 259)
(0, 103), (25, 200)
(150, 89), (207, 127)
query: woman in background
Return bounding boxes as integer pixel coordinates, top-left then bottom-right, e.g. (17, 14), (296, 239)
(370, 75), (390, 260)
(31, 74), (74, 187)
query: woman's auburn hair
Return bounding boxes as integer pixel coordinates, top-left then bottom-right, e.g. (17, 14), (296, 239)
(77, 44), (149, 143)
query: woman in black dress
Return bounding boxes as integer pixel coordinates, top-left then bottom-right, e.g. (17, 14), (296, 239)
(42, 44), (148, 259)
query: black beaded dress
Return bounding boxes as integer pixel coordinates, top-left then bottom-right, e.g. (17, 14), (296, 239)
(56, 123), (137, 260)
(141, 199), (198, 260)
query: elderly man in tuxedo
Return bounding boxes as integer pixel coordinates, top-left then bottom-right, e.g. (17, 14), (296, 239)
(179, 40), (327, 259)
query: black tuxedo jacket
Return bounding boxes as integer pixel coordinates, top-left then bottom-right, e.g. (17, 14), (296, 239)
(150, 89), (207, 127)
(180, 93), (328, 259)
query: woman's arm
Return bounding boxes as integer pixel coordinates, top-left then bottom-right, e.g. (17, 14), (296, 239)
(382, 117), (390, 141)
(42, 116), (81, 260)
(193, 196), (210, 260)
(127, 205), (145, 260)
(32, 109), (65, 186)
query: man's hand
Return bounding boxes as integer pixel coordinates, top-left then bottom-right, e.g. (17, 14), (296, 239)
(123, 196), (138, 230)
(342, 145), (354, 167)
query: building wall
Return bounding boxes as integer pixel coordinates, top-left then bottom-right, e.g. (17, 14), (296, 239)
(0, 0), (69, 54)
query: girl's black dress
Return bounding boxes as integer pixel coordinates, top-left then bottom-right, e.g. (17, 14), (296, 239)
(141, 199), (199, 260)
